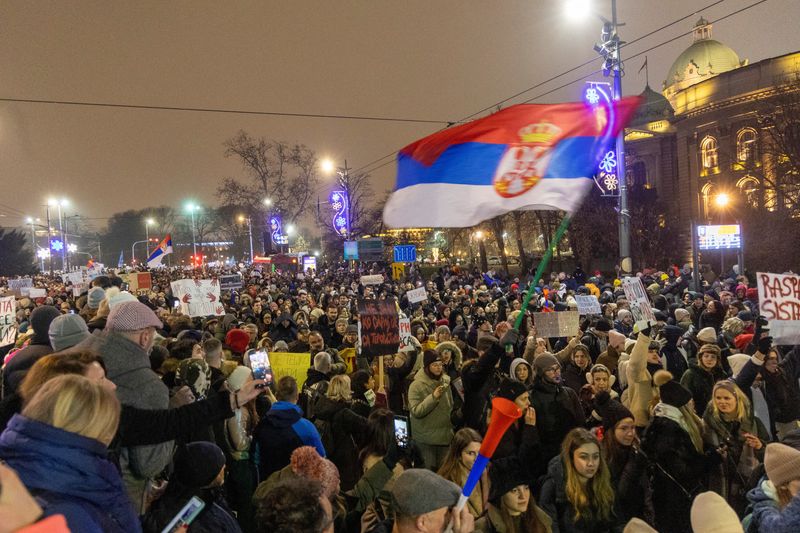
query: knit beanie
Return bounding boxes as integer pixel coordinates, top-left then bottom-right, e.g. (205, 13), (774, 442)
(107, 289), (137, 310)
(653, 370), (692, 407)
(48, 313), (90, 352)
(314, 351), (332, 374)
(734, 333), (753, 353)
(690, 491), (743, 533)
(697, 327), (717, 344)
(30, 306), (61, 345)
(533, 352), (560, 375)
(87, 287), (105, 309)
(594, 390), (634, 431)
(290, 446), (341, 499)
(423, 349), (443, 369)
(488, 457), (530, 503)
(623, 518), (658, 533)
(173, 442), (226, 488)
(225, 328), (250, 355)
(765, 443), (800, 487)
(495, 379), (528, 403)
(594, 319), (612, 332)
(674, 308), (690, 322)
(722, 317), (745, 337)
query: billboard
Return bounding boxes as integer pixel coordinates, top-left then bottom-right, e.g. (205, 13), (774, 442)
(697, 224), (741, 250)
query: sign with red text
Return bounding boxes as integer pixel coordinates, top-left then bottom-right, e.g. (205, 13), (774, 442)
(170, 279), (225, 317)
(0, 296), (16, 347)
(622, 277), (656, 324)
(757, 272), (800, 345)
(357, 298), (400, 359)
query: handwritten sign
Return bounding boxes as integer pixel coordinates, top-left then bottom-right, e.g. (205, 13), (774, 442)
(28, 288), (47, 299)
(357, 298), (400, 359)
(398, 317), (415, 352)
(532, 311), (580, 338)
(73, 282), (89, 297)
(360, 274), (384, 286)
(575, 295), (602, 315)
(758, 272), (800, 345)
(7, 279), (32, 297)
(622, 277), (656, 324)
(270, 352), (311, 390)
(127, 272), (152, 295)
(406, 287), (428, 304)
(0, 296), (16, 347)
(170, 279), (225, 317)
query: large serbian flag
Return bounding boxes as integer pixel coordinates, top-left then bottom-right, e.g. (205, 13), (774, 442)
(147, 234), (173, 268)
(383, 97), (641, 228)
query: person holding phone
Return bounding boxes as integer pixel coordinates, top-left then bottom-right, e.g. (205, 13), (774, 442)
(408, 350), (454, 470)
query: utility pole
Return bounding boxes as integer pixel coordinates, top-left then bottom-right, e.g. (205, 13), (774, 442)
(611, 0), (631, 275)
(45, 205), (53, 275)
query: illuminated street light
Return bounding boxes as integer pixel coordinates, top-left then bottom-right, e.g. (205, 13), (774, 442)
(67, 243), (77, 253)
(286, 224), (296, 235)
(263, 198), (273, 206)
(185, 202), (201, 258)
(714, 193), (730, 209)
(564, 0), (592, 21)
(474, 231), (484, 239)
(320, 158), (336, 175)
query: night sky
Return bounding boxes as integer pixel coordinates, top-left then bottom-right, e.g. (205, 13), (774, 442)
(1, 0), (797, 228)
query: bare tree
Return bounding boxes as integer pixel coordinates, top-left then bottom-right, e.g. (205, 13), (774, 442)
(757, 83), (800, 214)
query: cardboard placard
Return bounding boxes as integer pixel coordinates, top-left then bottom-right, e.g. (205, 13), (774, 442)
(622, 277), (656, 323)
(7, 278), (32, 297)
(406, 287), (428, 304)
(532, 311), (580, 339)
(398, 317), (414, 352)
(0, 296), (16, 347)
(357, 298), (400, 358)
(269, 352), (311, 390)
(72, 282), (89, 297)
(127, 272), (152, 295)
(170, 279), (225, 317)
(757, 272), (800, 345)
(360, 274), (384, 286)
(219, 274), (244, 290)
(28, 288), (46, 298)
(575, 295), (602, 315)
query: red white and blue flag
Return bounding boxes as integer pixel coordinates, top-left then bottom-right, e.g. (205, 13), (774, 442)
(147, 234), (173, 268)
(383, 97), (641, 228)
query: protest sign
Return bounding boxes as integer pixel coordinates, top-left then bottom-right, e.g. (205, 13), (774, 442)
(622, 277), (656, 323)
(360, 274), (384, 286)
(218, 274), (243, 290)
(127, 272), (152, 295)
(398, 317), (414, 352)
(1, 296), (16, 347)
(357, 299), (400, 358)
(339, 347), (357, 373)
(406, 287), (428, 304)
(575, 295), (602, 315)
(758, 272), (800, 345)
(72, 282), (89, 297)
(532, 311), (580, 338)
(170, 279), (225, 317)
(28, 288), (46, 298)
(7, 278), (32, 297)
(269, 352), (311, 389)
(63, 272), (84, 285)
(391, 262), (405, 281)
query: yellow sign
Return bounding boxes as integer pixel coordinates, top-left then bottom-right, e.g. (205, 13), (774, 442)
(391, 262), (405, 280)
(269, 352), (311, 389)
(339, 347), (357, 374)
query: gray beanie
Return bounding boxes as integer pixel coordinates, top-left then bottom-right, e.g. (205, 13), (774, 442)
(48, 314), (90, 352)
(533, 352), (560, 375)
(314, 351), (332, 374)
(87, 287), (105, 309)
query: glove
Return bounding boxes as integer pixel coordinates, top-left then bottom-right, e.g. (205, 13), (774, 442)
(757, 335), (772, 355)
(755, 316), (768, 341)
(500, 328), (520, 348)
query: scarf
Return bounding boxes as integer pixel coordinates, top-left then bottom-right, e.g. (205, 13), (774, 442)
(653, 402), (692, 435)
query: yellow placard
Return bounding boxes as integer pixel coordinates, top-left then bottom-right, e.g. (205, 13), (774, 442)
(391, 262), (405, 280)
(269, 352), (311, 389)
(339, 347), (357, 374)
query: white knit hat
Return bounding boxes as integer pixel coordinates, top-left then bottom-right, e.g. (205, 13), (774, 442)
(690, 491), (743, 533)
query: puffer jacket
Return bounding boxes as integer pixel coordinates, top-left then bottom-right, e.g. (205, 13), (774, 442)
(745, 477), (800, 532)
(408, 368), (453, 446)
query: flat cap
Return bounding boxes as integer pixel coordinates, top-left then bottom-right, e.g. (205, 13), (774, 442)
(390, 469), (460, 517)
(106, 301), (162, 332)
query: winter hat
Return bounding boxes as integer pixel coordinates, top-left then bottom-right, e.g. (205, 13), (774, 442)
(690, 491), (743, 533)
(734, 333), (753, 353)
(29, 305), (61, 345)
(594, 390), (633, 430)
(273, 340), (289, 352)
(653, 370), (692, 408)
(227, 365), (252, 391)
(674, 308), (690, 323)
(745, 288), (758, 300)
(533, 352), (560, 375)
(176, 358), (212, 400)
(495, 378), (528, 403)
(107, 290), (137, 310)
(106, 301), (162, 332)
(390, 469), (460, 517)
(87, 287), (105, 309)
(617, 309), (632, 322)
(727, 354), (750, 379)
(722, 317), (745, 336)
(765, 443), (800, 487)
(423, 349), (443, 369)
(737, 310), (754, 323)
(476, 335), (498, 353)
(48, 314), (90, 352)
(509, 358), (532, 383)
(451, 324), (467, 342)
(290, 446), (340, 499)
(623, 518), (658, 533)
(225, 328), (250, 354)
(314, 351), (332, 374)
(594, 319), (612, 332)
(173, 442), (226, 488)
(345, 324), (358, 335)
(608, 329), (626, 352)
(696, 327), (717, 344)
(488, 457), (531, 503)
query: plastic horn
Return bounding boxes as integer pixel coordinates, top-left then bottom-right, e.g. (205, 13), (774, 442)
(446, 397), (522, 532)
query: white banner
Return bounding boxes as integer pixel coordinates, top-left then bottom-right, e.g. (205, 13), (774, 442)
(360, 274), (384, 286)
(7, 279), (32, 297)
(398, 317), (415, 352)
(170, 279), (225, 317)
(758, 272), (800, 345)
(28, 288), (47, 298)
(406, 287), (428, 304)
(575, 295), (602, 315)
(0, 296), (16, 347)
(622, 277), (656, 324)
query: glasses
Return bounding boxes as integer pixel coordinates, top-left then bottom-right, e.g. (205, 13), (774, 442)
(545, 365), (561, 374)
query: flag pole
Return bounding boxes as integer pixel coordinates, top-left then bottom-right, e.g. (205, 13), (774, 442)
(513, 214), (571, 331)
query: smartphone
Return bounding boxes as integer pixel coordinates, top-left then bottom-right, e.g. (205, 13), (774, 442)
(173, 300), (181, 308)
(393, 415), (410, 449)
(160, 496), (205, 533)
(249, 350), (273, 386)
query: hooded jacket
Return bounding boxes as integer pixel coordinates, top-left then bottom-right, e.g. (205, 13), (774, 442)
(408, 367), (453, 446)
(253, 401), (325, 479)
(435, 341), (463, 381)
(660, 325), (689, 378)
(2, 305), (60, 396)
(269, 315), (298, 344)
(0, 415), (140, 533)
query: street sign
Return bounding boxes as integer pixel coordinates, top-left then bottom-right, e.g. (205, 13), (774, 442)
(357, 238), (385, 262)
(343, 240), (359, 260)
(393, 245), (417, 263)
(697, 224), (741, 250)
(391, 262), (405, 280)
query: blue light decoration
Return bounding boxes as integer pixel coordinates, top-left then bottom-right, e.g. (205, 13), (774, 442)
(50, 239), (64, 252)
(393, 245), (417, 263)
(583, 81), (620, 197)
(329, 190), (349, 238)
(269, 216), (288, 246)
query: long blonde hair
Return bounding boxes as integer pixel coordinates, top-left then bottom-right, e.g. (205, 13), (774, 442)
(327, 374), (352, 402)
(23, 374), (120, 446)
(680, 404), (706, 453)
(561, 428), (615, 524)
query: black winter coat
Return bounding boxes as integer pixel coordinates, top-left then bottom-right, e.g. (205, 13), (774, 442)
(562, 361), (590, 395)
(680, 364), (728, 417)
(530, 377), (584, 463)
(461, 343), (504, 431)
(313, 396), (368, 491)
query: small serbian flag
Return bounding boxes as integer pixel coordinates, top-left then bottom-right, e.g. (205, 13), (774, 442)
(147, 234), (173, 268)
(383, 97), (641, 228)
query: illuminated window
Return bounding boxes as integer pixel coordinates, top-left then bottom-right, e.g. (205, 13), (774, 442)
(701, 136), (718, 169)
(736, 128), (758, 163)
(736, 176), (760, 209)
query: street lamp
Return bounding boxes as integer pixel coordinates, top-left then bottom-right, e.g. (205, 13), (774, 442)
(238, 215), (254, 263)
(714, 193), (730, 209)
(47, 198), (69, 271)
(286, 224), (296, 235)
(185, 203), (200, 259)
(25, 217), (39, 255)
(321, 158), (352, 239)
(145, 218), (156, 258)
(263, 198), (273, 207)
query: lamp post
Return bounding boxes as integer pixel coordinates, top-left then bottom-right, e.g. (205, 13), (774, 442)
(145, 218), (156, 258)
(185, 203), (200, 259)
(25, 217), (38, 254)
(131, 240), (149, 266)
(321, 158), (352, 239)
(48, 198), (69, 271)
(44, 203), (53, 275)
(238, 215), (254, 263)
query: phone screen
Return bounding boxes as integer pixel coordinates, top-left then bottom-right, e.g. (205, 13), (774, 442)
(161, 496), (205, 533)
(249, 350), (273, 385)
(393, 415), (409, 449)
(173, 300), (181, 308)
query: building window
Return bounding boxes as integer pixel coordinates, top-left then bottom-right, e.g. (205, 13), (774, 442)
(737, 128), (758, 164)
(632, 161), (648, 189)
(701, 136), (718, 169)
(737, 176), (760, 209)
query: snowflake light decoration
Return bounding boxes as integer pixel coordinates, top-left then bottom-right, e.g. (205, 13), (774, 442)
(585, 87), (600, 105)
(50, 239), (64, 252)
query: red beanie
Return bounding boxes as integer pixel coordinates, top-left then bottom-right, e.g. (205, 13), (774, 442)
(225, 328), (250, 354)
(746, 288), (758, 301)
(734, 333), (753, 353)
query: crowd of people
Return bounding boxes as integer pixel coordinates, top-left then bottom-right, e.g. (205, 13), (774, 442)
(0, 260), (798, 533)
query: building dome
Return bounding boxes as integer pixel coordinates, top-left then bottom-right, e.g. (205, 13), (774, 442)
(630, 85), (674, 127)
(663, 18), (744, 93)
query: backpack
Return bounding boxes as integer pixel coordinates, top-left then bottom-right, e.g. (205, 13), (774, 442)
(301, 380), (329, 420)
